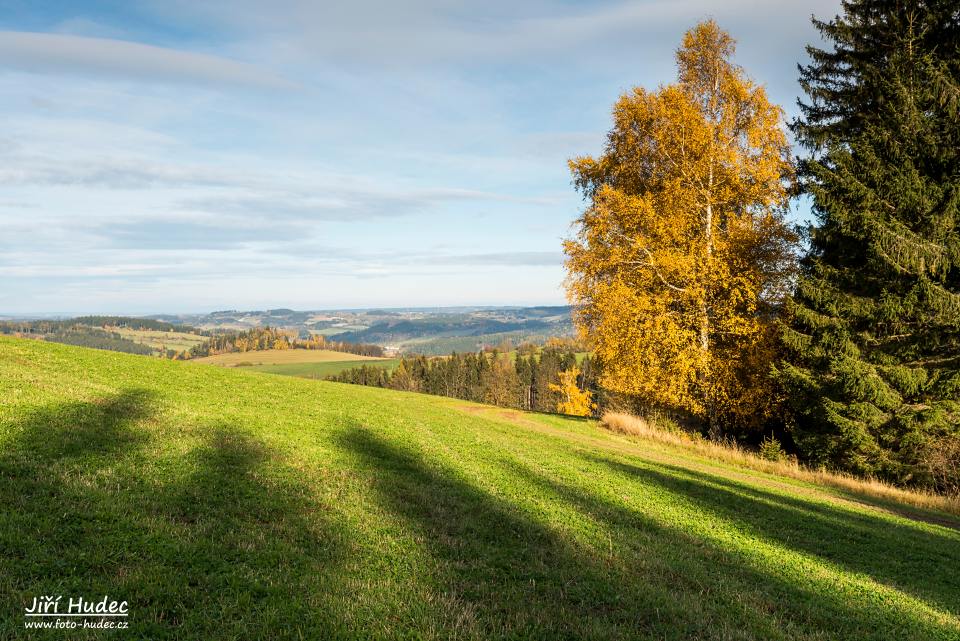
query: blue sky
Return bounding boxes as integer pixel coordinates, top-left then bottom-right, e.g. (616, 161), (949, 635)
(0, 0), (840, 314)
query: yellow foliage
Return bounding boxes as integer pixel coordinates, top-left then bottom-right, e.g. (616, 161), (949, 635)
(549, 367), (595, 417)
(564, 20), (796, 430)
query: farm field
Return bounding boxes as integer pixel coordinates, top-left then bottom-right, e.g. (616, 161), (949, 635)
(248, 359), (400, 379)
(192, 348), (379, 367)
(1, 336), (958, 640)
(111, 327), (207, 354)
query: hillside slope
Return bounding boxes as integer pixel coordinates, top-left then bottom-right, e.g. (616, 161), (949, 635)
(1, 337), (958, 640)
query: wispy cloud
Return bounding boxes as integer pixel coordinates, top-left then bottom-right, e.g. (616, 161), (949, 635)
(153, 0), (839, 65)
(0, 152), (244, 189)
(423, 251), (563, 267)
(0, 31), (295, 90)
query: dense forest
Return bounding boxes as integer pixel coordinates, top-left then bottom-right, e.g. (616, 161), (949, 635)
(330, 342), (599, 416)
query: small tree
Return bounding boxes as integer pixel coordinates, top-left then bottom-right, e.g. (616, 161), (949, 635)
(549, 367), (595, 417)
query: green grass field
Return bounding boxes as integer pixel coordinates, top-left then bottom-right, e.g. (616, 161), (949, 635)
(1, 336), (958, 640)
(247, 358), (400, 379)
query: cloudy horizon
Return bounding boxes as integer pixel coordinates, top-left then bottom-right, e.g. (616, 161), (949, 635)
(1, 0), (840, 315)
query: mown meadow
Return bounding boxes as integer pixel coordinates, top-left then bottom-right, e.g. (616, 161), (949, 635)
(1, 336), (958, 640)
(245, 359), (401, 379)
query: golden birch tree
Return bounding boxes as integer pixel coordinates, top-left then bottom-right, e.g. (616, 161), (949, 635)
(564, 20), (796, 431)
(549, 367), (595, 417)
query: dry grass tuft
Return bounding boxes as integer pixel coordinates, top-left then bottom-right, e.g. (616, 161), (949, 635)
(601, 412), (960, 518)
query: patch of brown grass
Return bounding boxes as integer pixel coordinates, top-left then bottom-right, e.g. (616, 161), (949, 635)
(601, 412), (960, 519)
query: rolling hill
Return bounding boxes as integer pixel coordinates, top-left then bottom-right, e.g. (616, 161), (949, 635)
(1, 336), (958, 640)
(146, 306), (575, 355)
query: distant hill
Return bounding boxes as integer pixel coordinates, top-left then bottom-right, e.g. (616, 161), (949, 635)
(1, 307), (576, 357)
(144, 306), (576, 354)
(329, 318), (553, 344)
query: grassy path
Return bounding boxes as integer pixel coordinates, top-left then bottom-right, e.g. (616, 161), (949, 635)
(1, 337), (958, 640)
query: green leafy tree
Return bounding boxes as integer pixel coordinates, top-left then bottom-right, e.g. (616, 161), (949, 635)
(776, 0), (960, 487)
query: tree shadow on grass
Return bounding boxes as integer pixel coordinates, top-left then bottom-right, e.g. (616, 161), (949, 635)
(336, 426), (648, 640)
(337, 427), (959, 641)
(1, 388), (155, 463)
(0, 389), (354, 640)
(507, 458), (960, 640)
(588, 455), (960, 616)
(0, 389), (156, 582)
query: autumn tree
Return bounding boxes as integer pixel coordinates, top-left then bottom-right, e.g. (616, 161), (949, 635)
(775, 1), (960, 486)
(389, 359), (420, 393)
(564, 20), (796, 432)
(549, 367), (595, 417)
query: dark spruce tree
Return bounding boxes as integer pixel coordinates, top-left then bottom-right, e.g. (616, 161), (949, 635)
(777, 1), (960, 488)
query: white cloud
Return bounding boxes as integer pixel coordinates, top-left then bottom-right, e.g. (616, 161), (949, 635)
(146, 0), (840, 65)
(0, 31), (296, 90)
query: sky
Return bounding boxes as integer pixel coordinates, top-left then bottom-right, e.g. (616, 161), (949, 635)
(0, 0), (842, 315)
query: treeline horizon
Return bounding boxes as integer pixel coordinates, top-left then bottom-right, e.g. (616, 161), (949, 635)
(329, 341), (598, 416)
(0, 316), (203, 336)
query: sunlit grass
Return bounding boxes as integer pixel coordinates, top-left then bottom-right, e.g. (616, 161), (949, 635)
(1, 337), (958, 640)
